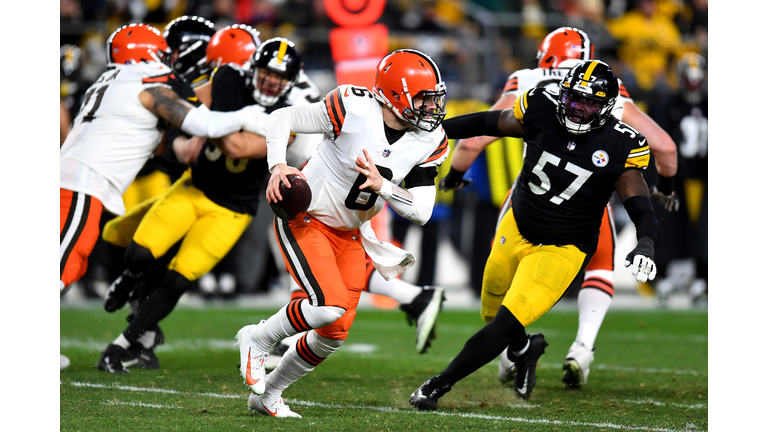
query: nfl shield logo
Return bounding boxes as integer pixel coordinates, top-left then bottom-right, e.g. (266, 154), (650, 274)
(567, 141), (576, 151)
(382, 149), (391, 158)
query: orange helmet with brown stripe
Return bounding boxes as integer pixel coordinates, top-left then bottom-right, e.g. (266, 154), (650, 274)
(107, 23), (168, 65)
(206, 24), (262, 69)
(535, 27), (593, 69)
(373, 49), (447, 132)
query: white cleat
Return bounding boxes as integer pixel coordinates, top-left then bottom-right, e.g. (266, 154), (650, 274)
(60, 354), (70, 371)
(498, 347), (515, 384)
(562, 341), (595, 388)
(236, 321), (268, 394)
(415, 287), (445, 354)
(248, 393), (302, 418)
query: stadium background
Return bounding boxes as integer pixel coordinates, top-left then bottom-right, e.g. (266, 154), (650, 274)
(59, 0), (708, 311)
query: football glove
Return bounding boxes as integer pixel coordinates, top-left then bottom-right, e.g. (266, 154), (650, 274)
(651, 186), (680, 212)
(438, 167), (472, 191)
(624, 236), (657, 283)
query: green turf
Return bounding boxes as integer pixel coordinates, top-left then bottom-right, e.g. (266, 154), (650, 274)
(61, 305), (707, 431)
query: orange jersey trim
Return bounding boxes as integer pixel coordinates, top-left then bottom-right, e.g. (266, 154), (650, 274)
(423, 135), (449, 164)
(503, 77), (519, 92)
(324, 88), (346, 139)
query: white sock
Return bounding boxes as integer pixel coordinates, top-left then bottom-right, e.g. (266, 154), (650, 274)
(113, 334), (131, 350)
(575, 288), (612, 351)
(264, 331), (344, 398)
(136, 330), (156, 349)
(367, 271), (421, 305)
(513, 339), (530, 357)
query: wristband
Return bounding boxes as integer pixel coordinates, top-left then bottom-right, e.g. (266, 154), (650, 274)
(656, 175), (675, 195)
(442, 167), (467, 189)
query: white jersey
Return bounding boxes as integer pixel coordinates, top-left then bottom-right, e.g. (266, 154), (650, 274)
(302, 85), (449, 231)
(284, 70), (323, 168)
(60, 62), (176, 215)
(502, 59), (633, 121)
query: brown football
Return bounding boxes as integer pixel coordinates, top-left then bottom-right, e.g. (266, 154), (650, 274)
(269, 174), (312, 221)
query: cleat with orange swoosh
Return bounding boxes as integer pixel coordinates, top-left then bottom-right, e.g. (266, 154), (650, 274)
(248, 393), (302, 418)
(236, 321), (268, 394)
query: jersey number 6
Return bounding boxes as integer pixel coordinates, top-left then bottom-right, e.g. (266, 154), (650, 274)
(344, 165), (393, 211)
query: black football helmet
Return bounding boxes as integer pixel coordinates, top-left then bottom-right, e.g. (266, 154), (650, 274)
(248, 37), (302, 107)
(557, 60), (619, 135)
(677, 52), (706, 105)
(163, 16), (216, 84)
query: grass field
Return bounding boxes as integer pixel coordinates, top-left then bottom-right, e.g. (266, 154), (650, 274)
(60, 304), (707, 431)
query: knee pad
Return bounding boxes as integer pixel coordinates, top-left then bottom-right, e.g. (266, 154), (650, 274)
(300, 301), (345, 329)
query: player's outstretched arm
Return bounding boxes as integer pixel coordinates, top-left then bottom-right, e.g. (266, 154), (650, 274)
(614, 169), (659, 283)
(139, 86), (265, 139)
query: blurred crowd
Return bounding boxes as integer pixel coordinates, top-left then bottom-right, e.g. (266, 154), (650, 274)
(61, 0), (707, 304)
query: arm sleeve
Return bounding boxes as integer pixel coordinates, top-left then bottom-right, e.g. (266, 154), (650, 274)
(266, 101), (332, 171)
(377, 182), (436, 226)
(179, 104), (248, 139)
(623, 195), (659, 243)
(442, 110), (503, 139)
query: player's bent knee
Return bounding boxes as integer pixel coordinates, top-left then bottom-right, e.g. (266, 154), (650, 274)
(307, 331), (345, 357)
(302, 303), (346, 329)
(125, 242), (156, 274)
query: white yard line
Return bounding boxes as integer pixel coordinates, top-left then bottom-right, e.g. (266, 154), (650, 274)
(104, 400), (182, 409)
(62, 381), (701, 431)
(623, 399), (707, 409)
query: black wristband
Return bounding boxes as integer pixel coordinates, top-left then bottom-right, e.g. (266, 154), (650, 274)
(442, 167), (467, 188)
(656, 175), (675, 195)
(635, 236), (655, 260)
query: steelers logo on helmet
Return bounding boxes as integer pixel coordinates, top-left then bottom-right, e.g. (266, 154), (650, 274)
(372, 49), (447, 132)
(557, 60), (619, 135)
(249, 38), (302, 107)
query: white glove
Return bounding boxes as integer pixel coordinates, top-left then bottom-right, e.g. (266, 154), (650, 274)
(624, 236), (657, 283)
(239, 104), (270, 137)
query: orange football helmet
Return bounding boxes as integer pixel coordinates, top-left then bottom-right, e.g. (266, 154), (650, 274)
(535, 27), (593, 69)
(373, 49), (446, 132)
(206, 24), (262, 69)
(107, 23), (168, 65)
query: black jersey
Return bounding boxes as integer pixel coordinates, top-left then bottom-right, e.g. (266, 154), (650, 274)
(190, 64), (286, 215)
(511, 88), (650, 255)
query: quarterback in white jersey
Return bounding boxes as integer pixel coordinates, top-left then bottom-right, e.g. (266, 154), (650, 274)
(59, 23), (268, 293)
(236, 49), (448, 418)
(439, 27), (678, 391)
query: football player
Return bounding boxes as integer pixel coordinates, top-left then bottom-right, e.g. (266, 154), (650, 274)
(409, 59), (659, 408)
(439, 27), (678, 389)
(95, 37), (322, 374)
(236, 49), (450, 418)
(60, 23), (267, 370)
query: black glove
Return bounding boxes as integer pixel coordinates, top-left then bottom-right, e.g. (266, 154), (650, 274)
(438, 167), (472, 191)
(624, 236), (657, 282)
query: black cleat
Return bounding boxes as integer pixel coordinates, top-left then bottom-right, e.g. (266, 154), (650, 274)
(400, 286), (446, 354)
(128, 344), (160, 370)
(94, 344), (132, 374)
(409, 375), (452, 411)
(104, 270), (142, 313)
(512, 333), (548, 399)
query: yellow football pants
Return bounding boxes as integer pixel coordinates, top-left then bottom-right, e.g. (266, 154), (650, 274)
(480, 207), (587, 327)
(102, 195), (163, 248)
(132, 170), (253, 281)
(122, 170), (171, 212)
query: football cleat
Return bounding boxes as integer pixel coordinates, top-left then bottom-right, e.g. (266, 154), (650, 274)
(408, 375), (452, 411)
(104, 269), (141, 313)
(562, 341), (594, 388)
(401, 286), (446, 354)
(265, 340), (290, 372)
(513, 333), (548, 399)
(128, 344), (161, 370)
(94, 344), (132, 374)
(248, 393), (302, 418)
(236, 321), (268, 394)
(498, 347), (515, 385)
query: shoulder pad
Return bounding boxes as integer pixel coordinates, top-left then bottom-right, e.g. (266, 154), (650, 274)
(323, 85), (375, 139)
